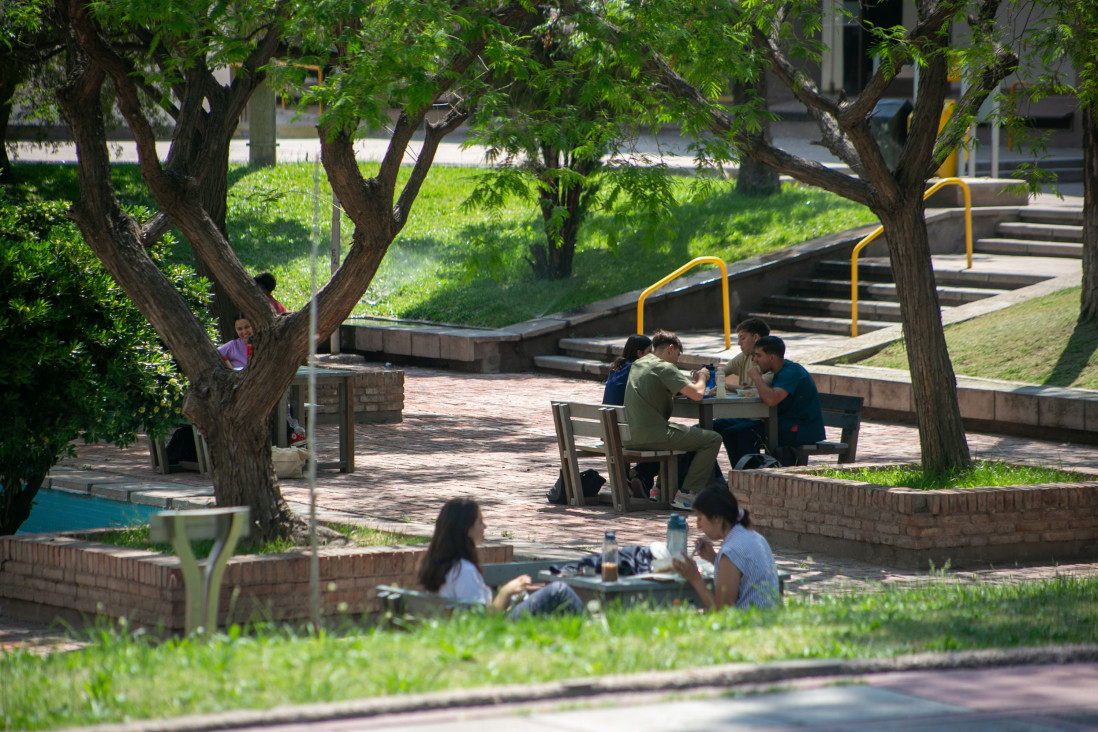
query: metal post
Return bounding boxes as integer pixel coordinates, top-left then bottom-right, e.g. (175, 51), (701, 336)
(330, 193), (341, 355)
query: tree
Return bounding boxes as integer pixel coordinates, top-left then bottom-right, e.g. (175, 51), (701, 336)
(55, 0), (538, 540)
(616, 0), (1032, 473)
(0, 199), (202, 535)
(463, 6), (676, 279)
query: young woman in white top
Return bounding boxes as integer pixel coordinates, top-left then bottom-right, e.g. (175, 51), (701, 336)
(418, 498), (584, 618)
(670, 484), (781, 611)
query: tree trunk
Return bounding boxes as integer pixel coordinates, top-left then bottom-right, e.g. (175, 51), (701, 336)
(733, 74), (780, 197)
(196, 136), (240, 342)
(0, 59), (25, 183)
(0, 474), (44, 536)
(879, 198), (971, 474)
(1081, 104), (1098, 321)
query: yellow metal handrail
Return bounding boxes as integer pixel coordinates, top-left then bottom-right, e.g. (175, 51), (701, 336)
(637, 256), (731, 350)
(850, 177), (972, 337)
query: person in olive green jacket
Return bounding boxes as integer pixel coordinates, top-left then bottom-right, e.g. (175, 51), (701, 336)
(623, 330), (722, 506)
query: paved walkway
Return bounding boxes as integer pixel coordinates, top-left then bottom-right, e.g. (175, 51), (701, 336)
(228, 662), (1098, 732)
(42, 366), (1098, 594)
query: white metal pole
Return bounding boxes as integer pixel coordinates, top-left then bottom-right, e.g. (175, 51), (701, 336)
(308, 156), (321, 630)
(330, 193), (341, 355)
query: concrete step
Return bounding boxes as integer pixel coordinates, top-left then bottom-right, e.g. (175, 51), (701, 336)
(1019, 207), (1084, 227)
(741, 312), (892, 335)
(996, 221), (1083, 242)
(787, 278), (1009, 305)
(762, 294), (904, 321)
(557, 338), (619, 361)
(816, 259), (895, 283)
(974, 238), (1083, 258)
(533, 354), (609, 380)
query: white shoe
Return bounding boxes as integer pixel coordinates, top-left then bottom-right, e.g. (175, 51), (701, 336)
(671, 491), (694, 510)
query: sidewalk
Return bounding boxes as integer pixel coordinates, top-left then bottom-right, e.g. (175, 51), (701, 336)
(44, 365), (1098, 593)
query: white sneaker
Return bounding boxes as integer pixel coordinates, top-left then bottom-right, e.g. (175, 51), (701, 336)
(671, 491), (694, 510)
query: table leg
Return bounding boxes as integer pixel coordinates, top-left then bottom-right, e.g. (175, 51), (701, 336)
(766, 404), (779, 455)
(339, 374), (355, 473)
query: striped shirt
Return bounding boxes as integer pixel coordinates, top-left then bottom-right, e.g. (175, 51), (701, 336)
(719, 524), (781, 609)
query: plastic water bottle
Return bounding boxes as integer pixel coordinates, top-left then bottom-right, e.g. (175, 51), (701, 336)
(601, 531), (619, 582)
(667, 514), (688, 561)
(705, 364), (716, 392)
(715, 364), (727, 399)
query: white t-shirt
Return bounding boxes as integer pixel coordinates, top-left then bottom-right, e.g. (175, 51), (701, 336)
(437, 559), (492, 605)
(719, 524), (781, 609)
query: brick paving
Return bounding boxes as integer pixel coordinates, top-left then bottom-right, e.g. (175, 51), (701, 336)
(45, 366), (1098, 600)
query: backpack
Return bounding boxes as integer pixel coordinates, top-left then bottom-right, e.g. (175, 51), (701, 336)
(734, 453), (782, 470)
(546, 469), (606, 504)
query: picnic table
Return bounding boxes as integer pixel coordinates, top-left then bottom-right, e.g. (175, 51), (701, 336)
(671, 395), (778, 453)
(537, 569), (704, 608)
(273, 366), (355, 472)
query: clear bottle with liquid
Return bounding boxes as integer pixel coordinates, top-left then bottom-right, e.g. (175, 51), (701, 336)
(601, 530), (619, 583)
(715, 361), (727, 398)
(667, 513), (688, 561)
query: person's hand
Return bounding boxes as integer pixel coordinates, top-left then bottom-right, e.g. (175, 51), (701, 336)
(746, 365), (761, 383)
(671, 554), (702, 583)
(694, 537), (716, 563)
(501, 575), (532, 600)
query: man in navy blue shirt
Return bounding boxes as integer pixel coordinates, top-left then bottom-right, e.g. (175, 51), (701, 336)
(721, 335), (825, 467)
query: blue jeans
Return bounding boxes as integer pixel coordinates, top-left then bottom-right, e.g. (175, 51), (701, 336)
(509, 581), (585, 618)
(714, 418), (767, 469)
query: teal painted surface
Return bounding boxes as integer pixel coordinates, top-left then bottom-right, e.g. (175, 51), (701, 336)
(17, 489), (156, 534)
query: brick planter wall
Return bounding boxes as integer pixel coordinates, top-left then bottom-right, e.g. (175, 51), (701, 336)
(310, 364), (405, 425)
(0, 533), (511, 629)
(734, 465), (1098, 569)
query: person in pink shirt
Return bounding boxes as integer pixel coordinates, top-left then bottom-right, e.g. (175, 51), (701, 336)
(254, 272), (287, 315)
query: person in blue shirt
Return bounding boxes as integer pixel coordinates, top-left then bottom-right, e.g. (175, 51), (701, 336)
(602, 334), (656, 497)
(602, 334), (652, 405)
(721, 335), (825, 467)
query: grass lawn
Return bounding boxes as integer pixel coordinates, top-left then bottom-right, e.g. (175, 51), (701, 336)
(857, 287), (1098, 390)
(815, 460), (1092, 490)
(8, 162), (874, 327)
(2, 575), (1095, 729)
(88, 523), (428, 556)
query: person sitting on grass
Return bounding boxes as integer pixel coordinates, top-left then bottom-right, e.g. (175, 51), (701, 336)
(418, 498), (585, 618)
(670, 484), (781, 611)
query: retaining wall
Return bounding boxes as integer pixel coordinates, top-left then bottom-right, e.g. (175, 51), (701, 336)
(734, 465), (1098, 568)
(311, 363), (405, 424)
(0, 533), (511, 629)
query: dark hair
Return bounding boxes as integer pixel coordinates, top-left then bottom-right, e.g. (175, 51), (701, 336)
(735, 318), (770, 338)
(234, 313), (250, 324)
(753, 335), (785, 359)
(608, 334), (653, 372)
(651, 329), (682, 352)
(418, 498), (481, 592)
(254, 272), (277, 293)
(692, 483), (751, 529)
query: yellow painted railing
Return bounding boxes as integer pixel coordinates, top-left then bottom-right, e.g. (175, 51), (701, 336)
(850, 177), (972, 337)
(637, 256), (731, 350)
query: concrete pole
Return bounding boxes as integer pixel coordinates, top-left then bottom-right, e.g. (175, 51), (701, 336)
(249, 82), (277, 167)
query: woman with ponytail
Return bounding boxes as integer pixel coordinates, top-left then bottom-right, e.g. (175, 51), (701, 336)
(670, 484), (780, 610)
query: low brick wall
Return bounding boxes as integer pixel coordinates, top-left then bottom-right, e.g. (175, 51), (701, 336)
(734, 465), (1098, 569)
(310, 363), (404, 425)
(0, 533), (511, 629)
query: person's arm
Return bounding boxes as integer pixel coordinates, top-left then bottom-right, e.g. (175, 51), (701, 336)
(670, 554), (742, 612)
(492, 574), (532, 612)
(747, 365), (788, 407)
(678, 368), (709, 401)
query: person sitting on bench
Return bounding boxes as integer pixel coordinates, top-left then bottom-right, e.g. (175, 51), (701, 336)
(418, 498), (585, 618)
(720, 335), (825, 467)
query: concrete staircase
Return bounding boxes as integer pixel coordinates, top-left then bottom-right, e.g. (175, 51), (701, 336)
(534, 206), (1084, 379)
(742, 206), (1082, 336)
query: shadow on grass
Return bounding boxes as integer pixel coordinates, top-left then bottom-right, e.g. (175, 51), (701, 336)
(1044, 316), (1098, 388)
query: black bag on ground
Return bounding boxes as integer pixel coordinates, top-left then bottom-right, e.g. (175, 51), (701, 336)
(547, 469), (606, 504)
(165, 425), (198, 466)
(734, 452), (782, 470)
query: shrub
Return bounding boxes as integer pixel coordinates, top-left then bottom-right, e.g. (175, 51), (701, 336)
(0, 198), (208, 535)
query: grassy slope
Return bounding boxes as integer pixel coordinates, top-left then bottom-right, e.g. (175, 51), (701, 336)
(9, 162), (875, 327)
(2, 577), (1095, 729)
(858, 287), (1098, 391)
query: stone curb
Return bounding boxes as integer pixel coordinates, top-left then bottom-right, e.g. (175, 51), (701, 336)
(57, 643), (1098, 732)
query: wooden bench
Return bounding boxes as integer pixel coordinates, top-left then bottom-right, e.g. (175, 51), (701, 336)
(789, 393), (863, 465)
(551, 401), (684, 513)
(377, 560), (562, 617)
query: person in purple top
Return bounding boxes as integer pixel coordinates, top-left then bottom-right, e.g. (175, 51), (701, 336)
(217, 315), (252, 368)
